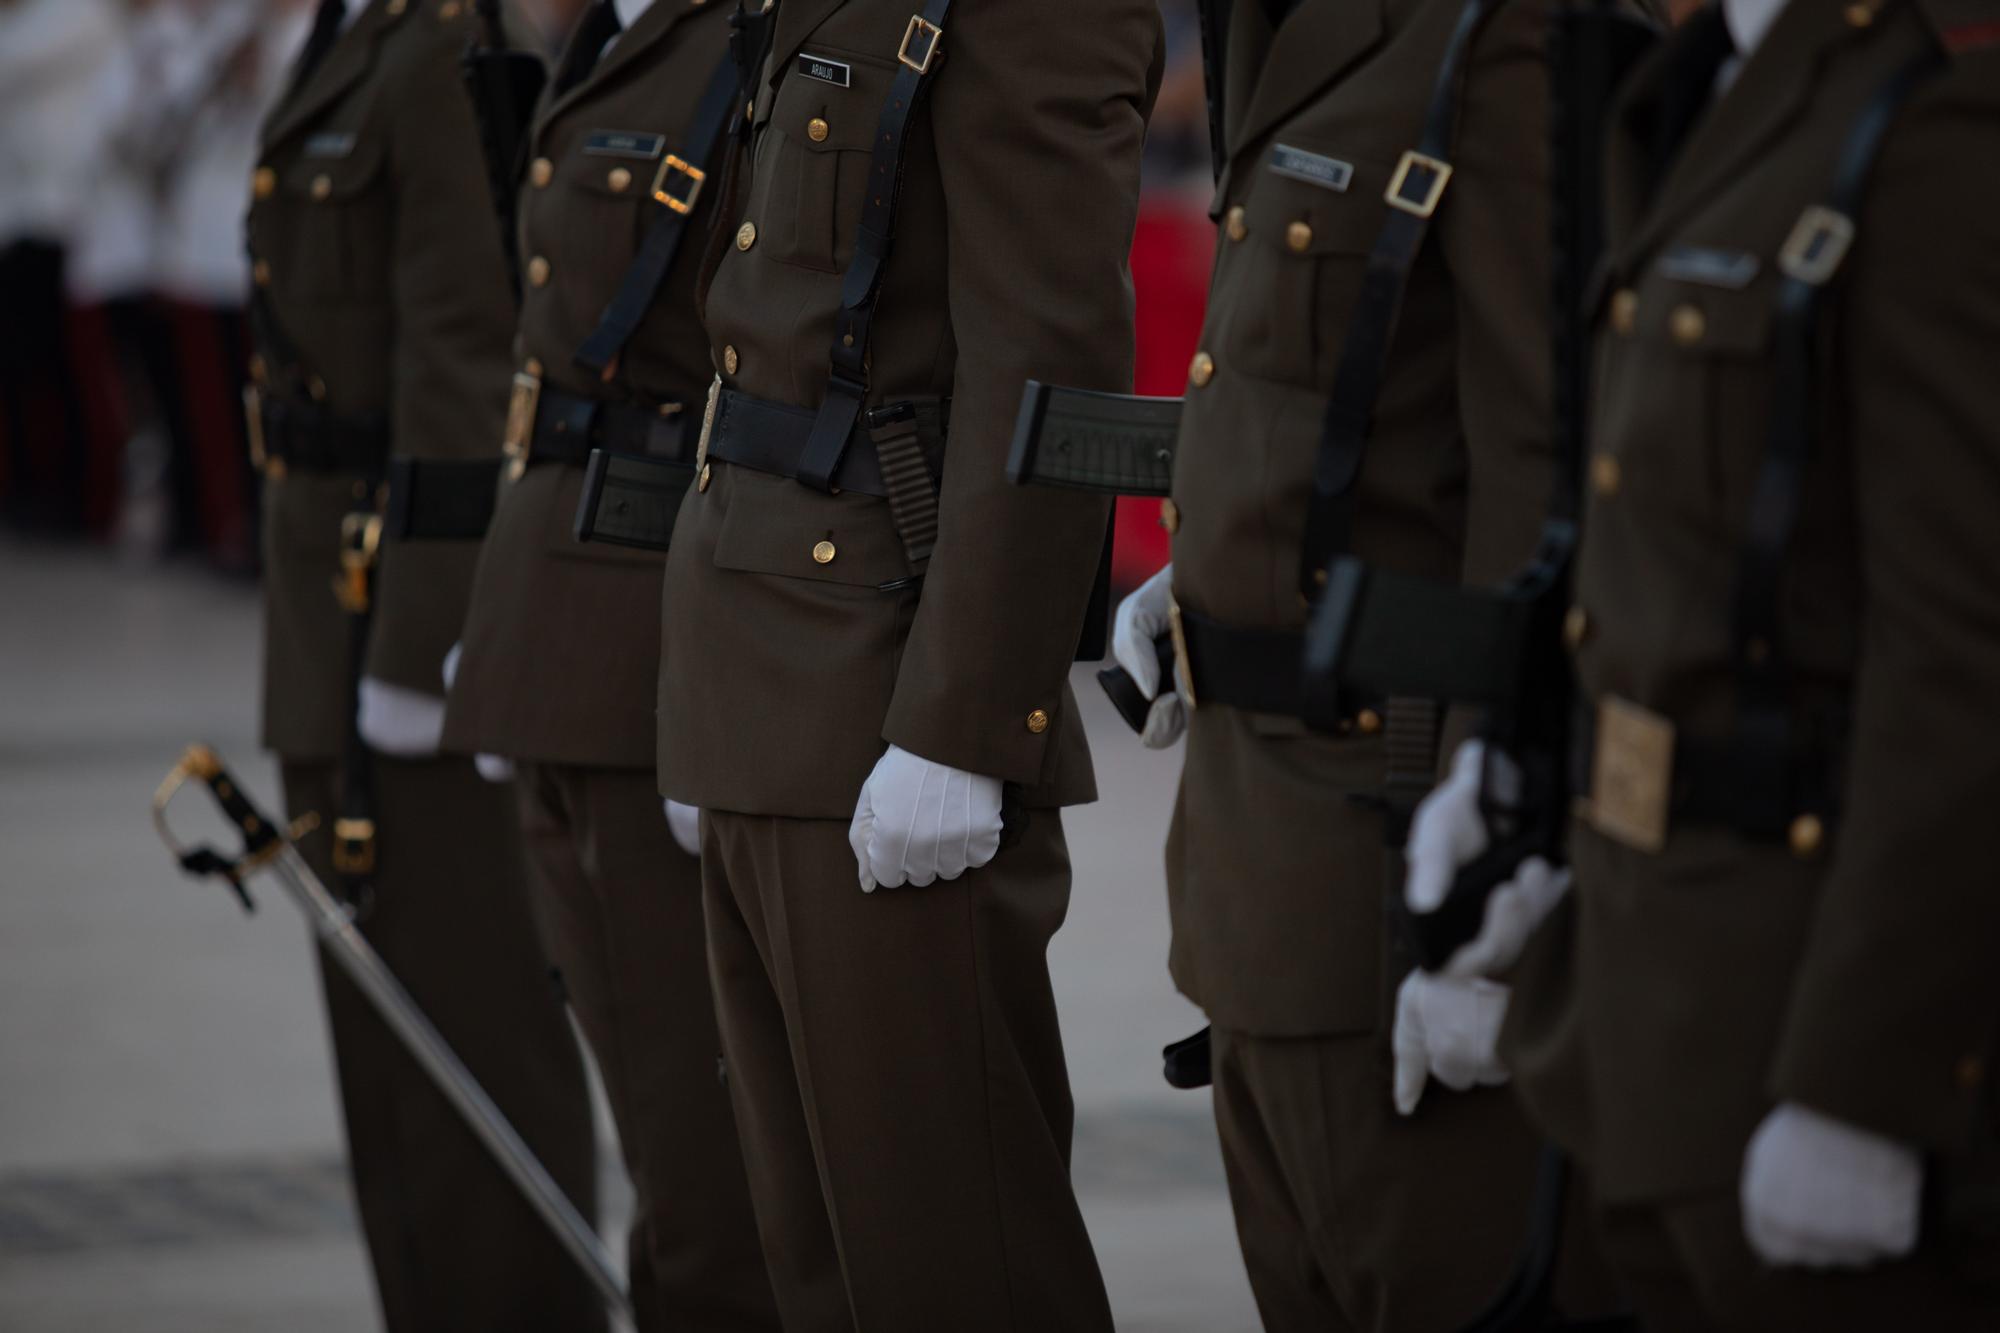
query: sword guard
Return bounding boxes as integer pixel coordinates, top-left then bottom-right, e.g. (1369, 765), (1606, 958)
(152, 744), (286, 914)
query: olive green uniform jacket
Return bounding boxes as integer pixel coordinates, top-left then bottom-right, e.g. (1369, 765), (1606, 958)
(251, 0), (517, 755)
(444, 0), (734, 765)
(1507, 0), (2000, 1209)
(657, 0), (1163, 817)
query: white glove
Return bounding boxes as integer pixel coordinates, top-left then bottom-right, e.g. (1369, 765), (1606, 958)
(1391, 969), (1513, 1115)
(848, 744), (1003, 892)
(356, 676), (446, 757)
(440, 642), (515, 783)
(1112, 563), (1188, 750)
(1405, 739), (1571, 979)
(661, 799), (701, 858)
(1741, 1103), (1922, 1269)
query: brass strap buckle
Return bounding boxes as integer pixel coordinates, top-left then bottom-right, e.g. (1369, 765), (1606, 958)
(898, 15), (944, 74)
(331, 817), (377, 876)
(1777, 205), (1855, 287)
(1384, 150), (1453, 219)
(503, 370), (542, 480)
(651, 153), (707, 216)
(333, 511), (384, 615)
(1167, 595), (1198, 711)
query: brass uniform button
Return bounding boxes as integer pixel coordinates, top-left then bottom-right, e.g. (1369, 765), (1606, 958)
(1563, 604), (1591, 652)
(812, 539), (836, 565)
(308, 375), (328, 402)
(249, 355), (268, 385)
(807, 117), (830, 143)
(723, 345), (740, 375)
(608, 167), (633, 192)
(386, 0), (406, 13)
(524, 356), (544, 377)
(253, 259), (272, 287)
(1160, 498), (1181, 535)
(1591, 453), (1621, 497)
(697, 463), (712, 493)
(1286, 220), (1314, 253)
(529, 157), (554, 188)
(527, 255), (551, 288)
(1610, 288), (1639, 335)
(1225, 206), (1247, 242)
(1354, 708), (1383, 736)
(310, 174), (333, 202)
(440, 1), (462, 18)
(1669, 304), (1706, 346)
(736, 221), (758, 251)
(252, 167), (276, 200)
(1844, 1), (1874, 24)
(265, 456), (288, 482)
(1026, 709), (1051, 735)
(1188, 350), (1215, 388)
(1956, 1054), (1986, 1090)
(1788, 813), (1825, 859)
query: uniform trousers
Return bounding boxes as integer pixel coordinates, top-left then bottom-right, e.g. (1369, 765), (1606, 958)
(700, 807), (1113, 1333)
(513, 761), (778, 1333)
(1594, 1186), (2000, 1332)
(1211, 1028), (1623, 1332)
(281, 755), (604, 1333)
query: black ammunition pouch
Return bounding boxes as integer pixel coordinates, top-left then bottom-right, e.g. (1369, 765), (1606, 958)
(528, 385), (699, 468)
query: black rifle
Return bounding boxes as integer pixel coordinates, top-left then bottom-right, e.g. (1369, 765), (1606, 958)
(1006, 381), (1183, 729)
(461, 0), (547, 301)
(1302, 0), (1660, 976)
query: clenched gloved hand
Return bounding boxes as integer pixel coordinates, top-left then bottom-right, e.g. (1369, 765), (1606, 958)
(1112, 563), (1189, 750)
(440, 642), (514, 782)
(1741, 1103), (1922, 1269)
(357, 676), (446, 758)
(848, 745), (1003, 892)
(1406, 739), (1571, 979)
(1392, 969), (1512, 1115)
(660, 799), (701, 858)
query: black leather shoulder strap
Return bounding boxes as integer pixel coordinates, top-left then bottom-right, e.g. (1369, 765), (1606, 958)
(573, 48), (744, 374)
(1297, 0), (1511, 602)
(794, 0), (954, 492)
(1726, 42), (1944, 833)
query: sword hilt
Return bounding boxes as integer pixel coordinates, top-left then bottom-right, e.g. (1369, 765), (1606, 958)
(151, 744), (301, 913)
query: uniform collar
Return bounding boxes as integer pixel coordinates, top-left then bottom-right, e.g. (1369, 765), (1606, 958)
(1724, 0), (1790, 60)
(612, 0), (658, 30)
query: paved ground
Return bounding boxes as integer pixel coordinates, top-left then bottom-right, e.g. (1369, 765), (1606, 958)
(0, 539), (1258, 1331)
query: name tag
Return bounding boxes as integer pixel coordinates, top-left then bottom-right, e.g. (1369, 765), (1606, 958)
(796, 52), (852, 87)
(583, 131), (667, 160)
(1268, 145), (1353, 193)
(304, 132), (357, 159)
(1657, 246), (1760, 290)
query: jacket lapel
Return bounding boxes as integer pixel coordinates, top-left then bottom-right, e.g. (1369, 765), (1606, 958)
(1227, 0), (1385, 164)
(1614, 0), (1853, 268)
(544, 0), (707, 127)
(260, 0), (405, 154)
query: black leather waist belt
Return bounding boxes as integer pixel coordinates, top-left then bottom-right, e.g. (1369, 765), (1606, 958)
(1176, 603), (1383, 727)
(259, 398), (389, 474)
(528, 385), (697, 467)
(382, 458), (501, 541)
(703, 388), (948, 501)
(1569, 698), (1841, 851)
